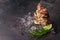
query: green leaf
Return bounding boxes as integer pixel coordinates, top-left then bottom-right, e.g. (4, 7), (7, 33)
(43, 24), (52, 30)
(29, 24), (52, 38)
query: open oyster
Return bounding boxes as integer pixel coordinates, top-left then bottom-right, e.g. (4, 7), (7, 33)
(29, 3), (52, 38)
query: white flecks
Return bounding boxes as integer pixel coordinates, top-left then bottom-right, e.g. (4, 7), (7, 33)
(30, 26), (37, 31)
(21, 18), (26, 23)
(18, 12), (34, 28)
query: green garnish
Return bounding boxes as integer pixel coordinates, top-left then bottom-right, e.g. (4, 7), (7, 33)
(29, 24), (52, 38)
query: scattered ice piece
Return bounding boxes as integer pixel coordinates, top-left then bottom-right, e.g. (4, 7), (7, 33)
(31, 26), (37, 31)
(21, 18), (26, 23)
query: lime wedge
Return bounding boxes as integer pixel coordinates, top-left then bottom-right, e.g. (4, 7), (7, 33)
(43, 24), (52, 30)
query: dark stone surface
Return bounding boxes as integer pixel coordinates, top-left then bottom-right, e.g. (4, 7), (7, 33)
(0, 0), (60, 40)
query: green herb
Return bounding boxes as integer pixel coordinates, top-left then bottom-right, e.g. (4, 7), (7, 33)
(29, 24), (52, 38)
